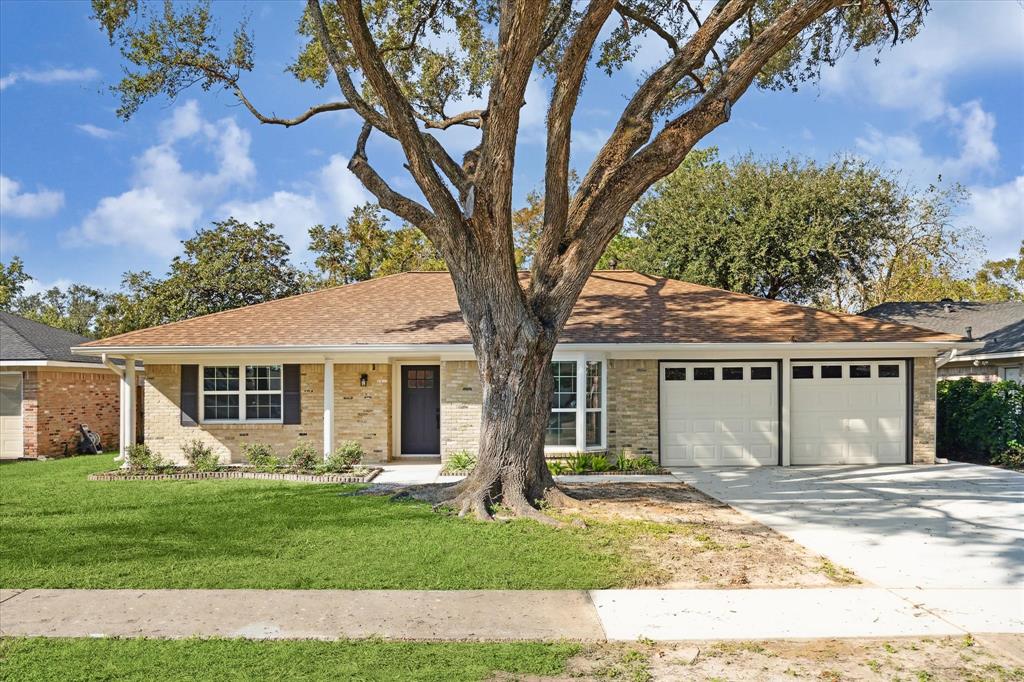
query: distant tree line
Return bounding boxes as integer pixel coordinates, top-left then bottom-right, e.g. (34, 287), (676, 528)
(1, 151), (1020, 338)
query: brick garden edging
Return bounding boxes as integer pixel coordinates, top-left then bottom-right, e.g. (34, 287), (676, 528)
(88, 468), (382, 484)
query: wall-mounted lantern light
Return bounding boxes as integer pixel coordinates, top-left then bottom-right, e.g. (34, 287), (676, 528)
(359, 373), (368, 387)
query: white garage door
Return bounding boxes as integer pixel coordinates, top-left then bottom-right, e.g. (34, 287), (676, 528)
(660, 362), (779, 466)
(0, 372), (24, 459)
(790, 361), (907, 465)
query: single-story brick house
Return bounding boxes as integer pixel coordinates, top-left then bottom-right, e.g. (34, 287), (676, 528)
(73, 271), (976, 467)
(861, 301), (1023, 383)
(1, 312), (138, 458)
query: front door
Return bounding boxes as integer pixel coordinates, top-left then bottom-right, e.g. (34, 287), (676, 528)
(401, 365), (440, 455)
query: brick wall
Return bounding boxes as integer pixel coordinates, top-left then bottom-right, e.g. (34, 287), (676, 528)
(333, 363), (391, 463)
(912, 357), (937, 464)
(144, 364), (325, 464)
(440, 360), (482, 461)
(606, 359), (659, 459)
(18, 367), (120, 457)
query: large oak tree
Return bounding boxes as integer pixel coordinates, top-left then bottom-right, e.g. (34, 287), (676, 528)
(94, 0), (929, 521)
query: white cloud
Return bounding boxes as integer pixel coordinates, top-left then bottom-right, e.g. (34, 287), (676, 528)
(820, 2), (1024, 118)
(22, 277), (74, 297)
(960, 176), (1024, 260)
(220, 154), (371, 262)
(67, 100), (254, 257)
(0, 67), (99, 91)
(854, 101), (1000, 184)
(0, 175), (65, 218)
(76, 123), (118, 140)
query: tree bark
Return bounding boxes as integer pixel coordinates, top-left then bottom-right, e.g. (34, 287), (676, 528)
(432, 242), (579, 522)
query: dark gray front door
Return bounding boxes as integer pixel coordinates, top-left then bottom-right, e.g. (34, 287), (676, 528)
(401, 365), (440, 454)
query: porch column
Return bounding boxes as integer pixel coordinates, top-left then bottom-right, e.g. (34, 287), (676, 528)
(120, 357), (136, 466)
(323, 359), (334, 460)
(781, 357), (791, 466)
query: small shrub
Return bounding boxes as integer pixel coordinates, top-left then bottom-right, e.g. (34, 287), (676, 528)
(125, 443), (165, 473)
(993, 440), (1024, 471)
(444, 450), (476, 473)
(547, 459), (570, 475)
(288, 441), (320, 472)
(325, 440), (364, 472)
(938, 378), (1023, 463)
(588, 453), (612, 472)
(181, 439), (219, 472)
(567, 452), (590, 474)
(242, 443), (279, 472)
(615, 453), (658, 472)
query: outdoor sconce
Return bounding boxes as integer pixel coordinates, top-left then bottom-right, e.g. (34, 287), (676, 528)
(359, 373), (368, 387)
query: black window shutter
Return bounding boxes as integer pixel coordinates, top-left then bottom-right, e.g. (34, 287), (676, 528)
(283, 364), (301, 424)
(180, 365), (199, 426)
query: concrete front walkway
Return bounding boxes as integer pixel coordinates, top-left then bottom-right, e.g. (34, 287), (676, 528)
(2, 586), (1020, 641)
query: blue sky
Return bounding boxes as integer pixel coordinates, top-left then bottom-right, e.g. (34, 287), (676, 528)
(1, 0), (1022, 295)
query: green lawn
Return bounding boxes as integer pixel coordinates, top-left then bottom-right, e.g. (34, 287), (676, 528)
(0, 637), (579, 682)
(0, 455), (663, 589)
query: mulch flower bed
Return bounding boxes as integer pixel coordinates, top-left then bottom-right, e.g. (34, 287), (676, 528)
(89, 468), (382, 484)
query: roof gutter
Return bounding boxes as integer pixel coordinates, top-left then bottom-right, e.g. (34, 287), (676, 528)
(73, 339), (982, 357)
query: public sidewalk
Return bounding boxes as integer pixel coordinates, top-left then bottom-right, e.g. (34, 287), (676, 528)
(2, 587), (1021, 641)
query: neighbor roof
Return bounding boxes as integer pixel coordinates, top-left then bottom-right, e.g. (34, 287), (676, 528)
(81, 271), (963, 349)
(1, 311), (101, 363)
(861, 301), (1024, 357)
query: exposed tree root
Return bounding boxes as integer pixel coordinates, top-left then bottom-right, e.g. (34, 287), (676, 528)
(381, 478), (586, 525)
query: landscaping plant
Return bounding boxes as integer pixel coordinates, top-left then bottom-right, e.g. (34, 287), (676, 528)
(288, 441), (321, 472)
(444, 450), (477, 473)
(325, 441), (364, 472)
(181, 440), (220, 472)
(125, 443), (165, 474)
(242, 443), (279, 473)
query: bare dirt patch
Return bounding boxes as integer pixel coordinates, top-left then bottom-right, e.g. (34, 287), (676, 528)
(559, 482), (857, 588)
(507, 635), (1024, 682)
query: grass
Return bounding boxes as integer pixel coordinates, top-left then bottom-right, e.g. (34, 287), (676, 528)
(0, 637), (579, 682)
(0, 455), (667, 589)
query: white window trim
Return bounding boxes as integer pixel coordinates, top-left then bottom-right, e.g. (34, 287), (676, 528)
(199, 363), (284, 424)
(545, 354), (607, 453)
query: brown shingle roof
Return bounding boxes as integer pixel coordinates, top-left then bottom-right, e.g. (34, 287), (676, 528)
(81, 271), (963, 348)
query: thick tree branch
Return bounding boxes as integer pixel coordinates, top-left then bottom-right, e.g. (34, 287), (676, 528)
(614, 2), (678, 51)
(418, 109), (484, 130)
(558, 0), (752, 263)
(332, 0), (465, 226)
(475, 0), (547, 244)
(533, 0), (616, 288)
(346, 123), (437, 231)
(532, 0), (843, 326)
(306, 0), (467, 198)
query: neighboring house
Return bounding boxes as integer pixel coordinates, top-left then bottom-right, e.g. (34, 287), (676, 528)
(0, 312), (133, 458)
(74, 271), (973, 468)
(861, 301), (1024, 383)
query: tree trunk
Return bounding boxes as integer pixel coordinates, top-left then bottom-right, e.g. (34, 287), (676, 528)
(434, 239), (579, 522)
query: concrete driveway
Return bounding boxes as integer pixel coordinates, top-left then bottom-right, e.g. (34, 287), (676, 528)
(672, 463), (1024, 634)
(672, 463), (1023, 589)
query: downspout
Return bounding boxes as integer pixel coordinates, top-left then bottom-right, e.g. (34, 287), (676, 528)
(936, 348), (958, 369)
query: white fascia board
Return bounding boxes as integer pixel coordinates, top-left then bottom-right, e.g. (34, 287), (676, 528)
(73, 339), (978, 364)
(946, 350), (1024, 363)
(0, 359), (109, 369)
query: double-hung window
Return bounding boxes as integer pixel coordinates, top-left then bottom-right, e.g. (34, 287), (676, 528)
(546, 358), (605, 450)
(202, 364), (282, 422)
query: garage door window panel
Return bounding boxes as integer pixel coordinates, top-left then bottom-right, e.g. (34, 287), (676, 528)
(850, 365), (872, 378)
(879, 364), (900, 378)
(751, 367), (772, 380)
(694, 367), (715, 381)
(793, 366), (814, 379)
(821, 365), (843, 379)
(722, 367), (744, 380)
